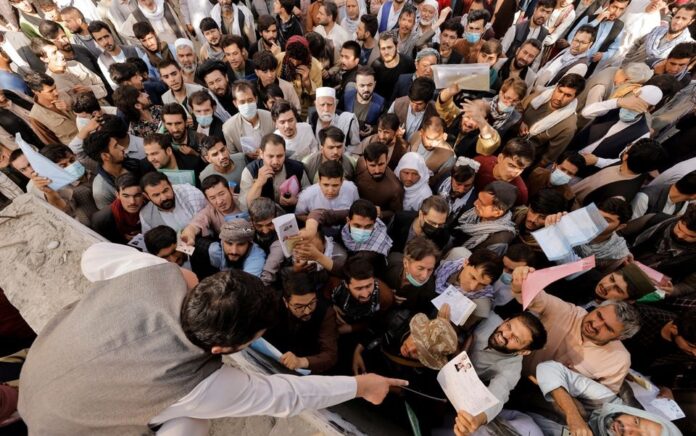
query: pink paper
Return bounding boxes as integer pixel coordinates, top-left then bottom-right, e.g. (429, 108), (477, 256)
(522, 256), (596, 310)
(634, 261), (670, 286)
(279, 175), (300, 197)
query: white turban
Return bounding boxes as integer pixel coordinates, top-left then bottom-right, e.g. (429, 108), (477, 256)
(636, 85), (662, 106)
(316, 87), (336, 99)
(174, 38), (194, 51)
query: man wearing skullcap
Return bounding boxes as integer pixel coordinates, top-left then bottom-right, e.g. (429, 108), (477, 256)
(208, 218), (268, 275)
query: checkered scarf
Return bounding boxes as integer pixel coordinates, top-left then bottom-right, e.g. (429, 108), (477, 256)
(341, 218), (393, 256)
(435, 259), (496, 300)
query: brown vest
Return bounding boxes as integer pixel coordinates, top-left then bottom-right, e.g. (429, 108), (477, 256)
(18, 262), (222, 435)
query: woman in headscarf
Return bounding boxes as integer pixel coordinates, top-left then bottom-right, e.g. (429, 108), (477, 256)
(395, 152), (433, 212)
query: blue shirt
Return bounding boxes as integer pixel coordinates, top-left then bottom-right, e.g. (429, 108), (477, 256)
(0, 71), (31, 96)
(567, 17), (623, 60)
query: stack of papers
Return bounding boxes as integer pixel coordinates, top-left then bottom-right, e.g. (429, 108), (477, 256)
(437, 351), (499, 417)
(432, 285), (477, 326)
(626, 371), (685, 421)
(531, 203), (608, 261)
(521, 256), (596, 309)
(272, 214), (300, 258)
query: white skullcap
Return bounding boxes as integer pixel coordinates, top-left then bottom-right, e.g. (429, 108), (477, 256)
(422, 0), (439, 10)
(636, 85), (662, 106)
(316, 87), (336, 99)
(174, 38), (194, 51)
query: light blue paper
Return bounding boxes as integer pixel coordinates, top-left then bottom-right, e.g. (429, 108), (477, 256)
(250, 338), (311, 375)
(16, 133), (78, 190)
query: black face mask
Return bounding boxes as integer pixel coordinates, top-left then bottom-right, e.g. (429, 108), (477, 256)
(422, 221), (446, 239)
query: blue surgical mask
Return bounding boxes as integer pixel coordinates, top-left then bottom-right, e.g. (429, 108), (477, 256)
(406, 272), (427, 287)
(350, 227), (372, 243)
(196, 114), (213, 127)
(549, 168), (572, 186)
(238, 102), (258, 120)
(497, 100), (514, 113)
(618, 108), (640, 123)
(465, 31), (481, 44)
(64, 161), (85, 180)
(499, 272), (513, 285)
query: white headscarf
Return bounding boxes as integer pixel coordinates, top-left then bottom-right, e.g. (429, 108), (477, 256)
(138, 0), (165, 21)
(395, 152), (433, 212)
(340, 0), (367, 36)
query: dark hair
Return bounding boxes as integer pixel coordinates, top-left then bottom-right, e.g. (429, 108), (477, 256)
(8, 149), (24, 164)
(409, 77), (436, 102)
(180, 270), (280, 351)
(421, 195), (449, 215)
(364, 142), (389, 162)
(82, 130), (112, 163)
(198, 60), (228, 83)
(87, 20), (111, 35)
(162, 102), (188, 121)
(40, 143), (73, 163)
(38, 19), (62, 39)
(72, 91), (101, 114)
(501, 138), (535, 165)
(200, 136), (225, 157)
(108, 62), (139, 84)
(598, 197), (632, 224)
(286, 39), (311, 64)
(675, 170), (696, 195)
(360, 14), (378, 37)
(322, 0), (339, 21)
(257, 14), (276, 33)
(505, 243), (537, 267)
(133, 21), (155, 40)
(249, 197), (278, 222)
(24, 71), (54, 92)
(398, 4), (417, 19)
(319, 126), (345, 145)
(100, 114), (129, 140)
(342, 40), (362, 60)
(558, 151), (586, 172)
(676, 2), (696, 16)
(270, 99), (297, 121)
(318, 160), (344, 179)
(625, 138), (667, 174)
(675, 309), (696, 343)
(144, 225), (177, 254)
(115, 172), (140, 192)
(682, 204), (696, 232)
(467, 9), (491, 25)
(189, 89), (216, 108)
(260, 133), (286, 151)
(220, 34), (246, 51)
(378, 31), (398, 46)
(440, 17), (463, 37)
(231, 80), (257, 99)
(378, 113), (400, 130)
(421, 115), (445, 132)
(536, 0), (556, 9)
(575, 24), (598, 43)
(529, 189), (567, 215)
(452, 165), (476, 183)
(140, 171), (170, 191)
(112, 84), (142, 123)
(467, 249), (504, 282)
(144, 132), (173, 151)
(557, 73), (586, 94)
(520, 39), (543, 52)
(644, 74), (681, 109)
(343, 256), (375, 282)
(405, 236), (440, 261)
(512, 312), (548, 350)
(199, 17), (219, 33)
(306, 32), (327, 60)
(282, 272), (316, 299)
(201, 173), (229, 194)
(279, 0), (295, 14)
(253, 50), (279, 71)
(265, 83), (285, 100)
(349, 198), (377, 220)
(126, 57), (149, 75)
(157, 58), (181, 73)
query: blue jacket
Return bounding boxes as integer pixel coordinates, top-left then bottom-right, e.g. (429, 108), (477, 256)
(209, 242), (267, 276)
(341, 88), (384, 125)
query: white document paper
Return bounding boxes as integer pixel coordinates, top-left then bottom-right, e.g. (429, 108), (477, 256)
(16, 133), (78, 190)
(250, 338), (311, 375)
(159, 169), (196, 186)
(531, 203), (608, 261)
(272, 214), (300, 258)
(240, 136), (259, 154)
(126, 233), (147, 252)
(627, 371), (685, 421)
(431, 64), (490, 90)
(432, 285), (477, 326)
(437, 351), (500, 417)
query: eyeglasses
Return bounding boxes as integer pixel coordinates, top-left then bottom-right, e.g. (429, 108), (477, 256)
(290, 298), (318, 313)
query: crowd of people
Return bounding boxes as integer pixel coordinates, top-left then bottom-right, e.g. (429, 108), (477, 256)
(0, 0), (695, 434)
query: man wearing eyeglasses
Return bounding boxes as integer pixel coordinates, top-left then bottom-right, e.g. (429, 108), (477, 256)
(265, 272), (339, 374)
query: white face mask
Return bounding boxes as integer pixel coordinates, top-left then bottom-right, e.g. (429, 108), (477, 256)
(76, 116), (91, 130)
(549, 168), (572, 186)
(238, 102), (258, 120)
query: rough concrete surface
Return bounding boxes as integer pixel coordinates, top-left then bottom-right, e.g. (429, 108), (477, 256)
(0, 195), (354, 436)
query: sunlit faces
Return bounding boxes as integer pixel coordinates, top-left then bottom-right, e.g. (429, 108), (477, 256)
(222, 240), (251, 262)
(477, 50), (498, 66)
(118, 186), (145, 213)
(204, 180), (235, 212)
(663, 57), (690, 75)
(35, 83), (60, 106)
(495, 154), (529, 181)
(378, 38), (398, 64)
(285, 293), (318, 321)
(143, 142), (174, 169)
(356, 21), (369, 41)
(673, 219), (696, 244)
(204, 141), (232, 170)
(465, 18), (485, 35)
(340, 47), (360, 71)
(318, 175), (343, 199)
(345, 0), (360, 20)
(162, 113), (187, 142)
(550, 85), (577, 109)
(514, 43), (540, 69)
(398, 12), (416, 34)
(377, 126), (397, 145)
(143, 180), (176, 210)
(260, 24), (278, 45)
(136, 91), (152, 111)
(48, 29), (72, 52)
(499, 87), (523, 108)
(488, 317), (533, 353)
(569, 31), (593, 56)
(415, 54), (438, 78)
(159, 64), (184, 92)
(610, 414), (663, 436)
(275, 109), (298, 138)
(10, 154), (34, 178)
(355, 73), (376, 101)
(321, 137), (344, 161)
(203, 28), (222, 47)
(9, 0), (34, 14)
(474, 191), (505, 219)
(104, 137), (127, 164)
(256, 67), (277, 87)
(261, 142), (286, 173)
(440, 29), (458, 53)
(449, 176), (475, 199)
(606, 0), (628, 21)
(532, 5), (553, 25)
(223, 43), (245, 70)
(191, 98), (215, 120)
(203, 69), (229, 97)
(410, 99), (428, 114)
(400, 334), (419, 359)
(525, 207), (548, 231)
(347, 213), (376, 231)
(41, 44), (67, 71)
(176, 45), (197, 74)
(595, 272), (630, 301)
(316, 4), (331, 26)
(316, 96), (336, 121)
(366, 153), (388, 179)
(553, 159), (580, 177)
(460, 114), (479, 132)
(670, 7), (696, 34)
(458, 262), (494, 292)
(581, 305), (625, 344)
(419, 3), (437, 25)
(420, 126), (446, 151)
(139, 32), (160, 53)
(403, 254), (437, 285)
(399, 168), (421, 187)
(156, 243), (187, 266)
(91, 28), (116, 52)
(347, 276), (375, 303)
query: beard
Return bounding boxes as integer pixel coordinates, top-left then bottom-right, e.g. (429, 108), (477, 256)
(159, 198), (175, 210)
(487, 331), (512, 353)
(370, 172), (385, 181)
(181, 62), (197, 74)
